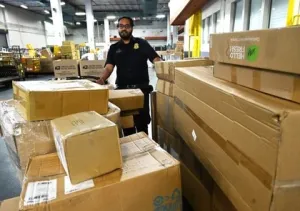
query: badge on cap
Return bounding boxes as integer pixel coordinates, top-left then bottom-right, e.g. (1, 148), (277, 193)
(134, 43), (139, 49)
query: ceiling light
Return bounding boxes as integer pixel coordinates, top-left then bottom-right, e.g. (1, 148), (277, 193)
(44, 10), (50, 14)
(94, 19), (97, 22)
(106, 15), (116, 20)
(49, 17), (53, 20)
(75, 11), (86, 16)
(20, 4), (28, 9)
(60, 1), (66, 6)
(156, 14), (165, 19)
(76, 22), (81, 25)
(143, 17), (146, 20)
(0, 4), (5, 8)
(114, 20), (118, 24)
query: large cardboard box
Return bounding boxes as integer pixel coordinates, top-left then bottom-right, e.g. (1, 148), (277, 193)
(0, 100), (55, 176)
(212, 185), (237, 211)
(180, 163), (212, 211)
(13, 80), (108, 121)
(19, 133), (181, 211)
(154, 59), (214, 82)
(174, 66), (300, 211)
(210, 27), (300, 75)
(120, 115), (134, 129)
(51, 111), (122, 184)
(79, 60), (106, 77)
(0, 197), (19, 211)
(109, 89), (144, 111)
(157, 125), (180, 157)
(156, 92), (175, 136)
(214, 62), (300, 104)
(53, 60), (79, 78)
(156, 79), (174, 97)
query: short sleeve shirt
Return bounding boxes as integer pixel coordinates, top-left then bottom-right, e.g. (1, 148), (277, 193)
(105, 37), (159, 86)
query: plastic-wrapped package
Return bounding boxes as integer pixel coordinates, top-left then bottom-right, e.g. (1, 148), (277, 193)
(0, 100), (122, 181)
(0, 100), (56, 180)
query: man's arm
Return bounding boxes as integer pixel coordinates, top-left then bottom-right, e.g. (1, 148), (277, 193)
(96, 64), (114, 85)
(143, 40), (162, 63)
(96, 46), (115, 85)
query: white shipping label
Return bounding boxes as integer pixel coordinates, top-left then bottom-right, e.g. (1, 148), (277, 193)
(24, 180), (57, 206)
(192, 130), (197, 141)
(64, 176), (94, 195)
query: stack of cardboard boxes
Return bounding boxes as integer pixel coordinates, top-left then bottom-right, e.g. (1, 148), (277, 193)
(61, 41), (77, 60)
(172, 26), (300, 211)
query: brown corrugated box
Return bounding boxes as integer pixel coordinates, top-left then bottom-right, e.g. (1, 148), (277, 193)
(62, 41), (75, 46)
(51, 111), (122, 184)
(154, 59), (214, 82)
(156, 92), (175, 136)
(109, 89), (144, 111)
(214, 62), (300, 104)
(212, 185), (237, 211)
(157, 125), (180, 156)
(156, 79), (174, 97)
(174, 66), (300, 211)
(0, 197), (19, 211)
(53, 60), (79, 78)
(210, 27), (300, 75)
(13, 80), (108, 121)
(19, 133), (181, 211)
(120, 115), (134, 129)
(40, 58), (54, 73)
(0, 100), (120, 180)
(79, 60), (106, 77)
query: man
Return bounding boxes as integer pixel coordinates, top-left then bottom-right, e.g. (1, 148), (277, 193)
(97, 17), (161, 135)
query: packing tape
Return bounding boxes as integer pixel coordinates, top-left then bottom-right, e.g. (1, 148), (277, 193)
(292, 77), (300, 102)
(230, 66), (237, 84)
(252, 70), (261, 90)
(174, 97), (273, 190)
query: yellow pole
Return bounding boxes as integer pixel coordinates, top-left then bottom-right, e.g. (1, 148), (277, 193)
(286, 0), (295, 26)
(188, 11), (202, 58)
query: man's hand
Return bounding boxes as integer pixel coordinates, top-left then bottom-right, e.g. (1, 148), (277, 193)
(96, 64), (114, 85)
(153, 57), (162, 63)
(96, 78), (105, 85)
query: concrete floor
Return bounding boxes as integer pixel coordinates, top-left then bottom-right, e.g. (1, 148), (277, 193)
(0, 69), (158, 201)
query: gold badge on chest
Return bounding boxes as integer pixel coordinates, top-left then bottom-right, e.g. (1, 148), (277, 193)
(134, 43), (139, 49)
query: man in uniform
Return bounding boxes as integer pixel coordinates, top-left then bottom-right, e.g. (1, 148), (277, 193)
(97, 17), (161, 135)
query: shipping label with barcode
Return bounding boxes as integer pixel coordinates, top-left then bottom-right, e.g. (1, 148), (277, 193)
(24, 179), (57, 206)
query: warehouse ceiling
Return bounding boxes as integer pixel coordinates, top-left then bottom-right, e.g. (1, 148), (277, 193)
(1, 0), (169, 26)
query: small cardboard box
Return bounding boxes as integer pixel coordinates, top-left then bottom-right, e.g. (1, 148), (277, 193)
(53, 60), (79, 78)
(0, 197), (19, 211)
(79, 60), (106, 77)
(13, 80), (108, 121)
(156, 79), (174, 97)
(61, 45), (75, 54)
(120, 115), (134, 129)
(51, 111), (122, 184)
(19, 133), (181, 211)
(214, 62), (300, 104)
(155, 59), (214, 82)
(62, 40), (75, 46)
(210, 27), (300, 75)
(109, 89), (144, 111)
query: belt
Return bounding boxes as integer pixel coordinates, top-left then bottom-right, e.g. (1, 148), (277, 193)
(117, 84), (150, 89)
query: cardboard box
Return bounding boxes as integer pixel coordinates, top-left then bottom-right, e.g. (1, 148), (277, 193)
(212, 185), (237, 211)
(157, 125), (180, 157)
(156, 92), (175, 136)
(210, 27), (300, 75)
(13, 80), (108, 121)
(40, 58), (54, 73)
(105, 102), (121, 124)
(120, 115), (134, 129)
(53, 60), (79, 78)
(40, 49), (52, 59)
(79, 60), (106, 77)
(0, 100), (56, 176)
(174, 66), (300, 211)
(214, 62), (300, 104)
(181, 163), (212, 211)
(20, 134), (181, 211)
(0, 197), (19, 211)
(61, 45), (75, 54)
(154, 59), (214, 82)
(109, 89), (144, 111)
(51, 111), (122, 184)
(62, 40), (75, 46)
(156, 79), (174, 97)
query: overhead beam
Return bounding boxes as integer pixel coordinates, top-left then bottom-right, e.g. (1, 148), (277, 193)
(169, 0), (208, 25)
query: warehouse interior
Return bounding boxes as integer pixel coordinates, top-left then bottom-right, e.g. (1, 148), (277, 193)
(0, 0), (300, 210)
